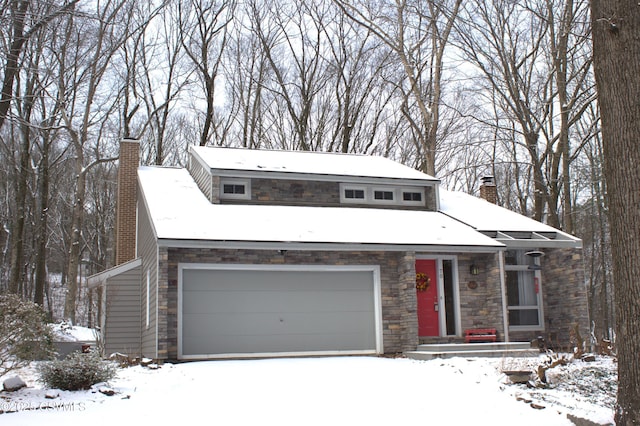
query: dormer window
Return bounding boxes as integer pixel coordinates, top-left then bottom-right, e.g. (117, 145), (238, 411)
(220, 179), (251, 200)
(345, 188), (365, 200)
(339, 183), (427, 207)
(223, 184), (245, 195)
(402, 191), (422, 202)
(373, 190), (394, 201)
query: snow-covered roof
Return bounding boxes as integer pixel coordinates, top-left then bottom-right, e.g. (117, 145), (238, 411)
(439, 189), (581, 248)
(138, 166), (500, 250)
(190, 145), (437, 182)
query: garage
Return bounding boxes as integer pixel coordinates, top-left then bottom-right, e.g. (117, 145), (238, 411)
(178, 265), (382, 359)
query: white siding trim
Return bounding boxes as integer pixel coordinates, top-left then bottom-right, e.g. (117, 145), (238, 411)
(219, 178), (251, 200)
(499, 251), (510, 342)
(177, 263), (383, 360)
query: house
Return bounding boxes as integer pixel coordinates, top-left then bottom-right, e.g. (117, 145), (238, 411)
(88, 139), (589, 360)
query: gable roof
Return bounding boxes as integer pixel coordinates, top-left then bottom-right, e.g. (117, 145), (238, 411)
(137, 166), (501, 251)
(190, 146), (438, 183)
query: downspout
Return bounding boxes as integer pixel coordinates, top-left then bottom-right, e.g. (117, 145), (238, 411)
(498, 250), (510, 342)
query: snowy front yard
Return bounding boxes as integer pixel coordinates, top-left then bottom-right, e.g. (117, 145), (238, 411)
(1, 355), (614, 425)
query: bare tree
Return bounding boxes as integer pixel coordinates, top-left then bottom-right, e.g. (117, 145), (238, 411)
(333, 0), (462, 175)
(591, 0), (640, 422)
(318, 4), (395, 154)
(247, 0), (332, 151)
(179, 0), (235, 147)
(0, 0), (80, 133)
(56, 0), (133, 323)
(455, 0), (595, 228)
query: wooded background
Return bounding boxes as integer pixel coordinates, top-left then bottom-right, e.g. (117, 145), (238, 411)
(0, 0), (610, 342)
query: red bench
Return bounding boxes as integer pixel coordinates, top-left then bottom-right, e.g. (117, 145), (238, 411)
(464, 328), (497, 343)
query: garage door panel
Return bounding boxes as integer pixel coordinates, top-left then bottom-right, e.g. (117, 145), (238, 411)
(180, 268), (378, 357)
(182, 311), (373, 336)
(184, 331), (374, 356)
(183, 289), (374, 314)
(183, 270), (371, 292)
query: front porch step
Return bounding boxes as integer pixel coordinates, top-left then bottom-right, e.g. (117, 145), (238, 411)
(406, 342), (538, 360)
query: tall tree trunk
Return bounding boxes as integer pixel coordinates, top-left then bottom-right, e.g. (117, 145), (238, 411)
(63, 157), (85, 324)
(8, 129), (30, 294)
(34, 136), (50, 306)
(591, 1), (640, 423)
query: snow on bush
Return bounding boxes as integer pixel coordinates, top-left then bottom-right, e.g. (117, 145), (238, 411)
(0, 293), (55, 376)
(37, 351), (118, 391)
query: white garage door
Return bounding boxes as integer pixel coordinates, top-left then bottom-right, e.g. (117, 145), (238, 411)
(178, 265), (381, 359)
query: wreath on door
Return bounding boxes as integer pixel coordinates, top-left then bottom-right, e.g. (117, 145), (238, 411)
(416, 272), (431, 292)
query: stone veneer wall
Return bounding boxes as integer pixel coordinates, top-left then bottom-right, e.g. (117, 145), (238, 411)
(156, 248), (419, 360)
(456, 253), (505, 340)
(249, 178), (341, 206)
(218, 177), (435, 211)
(505, 248), (589, 349)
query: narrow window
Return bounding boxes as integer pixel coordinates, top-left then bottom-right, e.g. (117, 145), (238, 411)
(505, 250), (542, 329)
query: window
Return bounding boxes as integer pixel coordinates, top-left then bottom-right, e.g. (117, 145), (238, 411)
(373, 190), (394, 201)
(505, 250), (543, 329)
(340, 184), (368, 204)
(402, 191), (422, 202)
(223, 184), (245, 195)
(344, 188), (365, 200)
(220, 179), (251, 200)
(339, 183), (428, 206)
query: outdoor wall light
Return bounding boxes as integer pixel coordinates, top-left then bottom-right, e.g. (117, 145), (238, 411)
(470, 264), (480, 275)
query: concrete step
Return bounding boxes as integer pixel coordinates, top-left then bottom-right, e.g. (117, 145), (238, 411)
(406, 348), (538, 360)
(417, 342), (532, 352)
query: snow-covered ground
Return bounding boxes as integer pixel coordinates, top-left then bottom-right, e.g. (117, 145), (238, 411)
(1, 354), (615, 425)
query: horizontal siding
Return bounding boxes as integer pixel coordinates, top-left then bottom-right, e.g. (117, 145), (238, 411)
(187, 155), (213, 202)
(104, 265), (142, 357)
(138, 195), (159, 358)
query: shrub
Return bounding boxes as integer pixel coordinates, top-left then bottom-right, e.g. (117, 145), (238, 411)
(0, 293), (55, 376)
(38, 351), (118, 390)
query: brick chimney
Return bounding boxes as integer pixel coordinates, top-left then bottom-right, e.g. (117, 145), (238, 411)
(479, 176), (497, 204)
(115, 139), (140, 265)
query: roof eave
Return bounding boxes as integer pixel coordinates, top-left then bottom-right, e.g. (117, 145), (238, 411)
(156, 239), (505, 253)
(87, 257), (142, 288)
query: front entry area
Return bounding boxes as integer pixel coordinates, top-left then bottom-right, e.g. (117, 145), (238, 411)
(416, 258), (460, 338)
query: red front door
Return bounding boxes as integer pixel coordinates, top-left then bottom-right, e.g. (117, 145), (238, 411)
(416, 259), (439, 337)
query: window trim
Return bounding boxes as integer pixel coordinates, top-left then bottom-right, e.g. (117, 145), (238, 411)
(371, 187), (395, 203)
(339, 183), (427, 207)
(220, 178), (251, 200)
(505, 250), (545, 331)
(400, 187), (425, 206)
(339, 184), (368, 204)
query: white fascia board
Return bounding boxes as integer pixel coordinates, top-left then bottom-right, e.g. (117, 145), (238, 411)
(87, 258), (142, 288)
(158, 239), (504, 253)
(494, 230), (582, 249)
(136, 174), (160, 241)
(188, 145), (212, 175)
